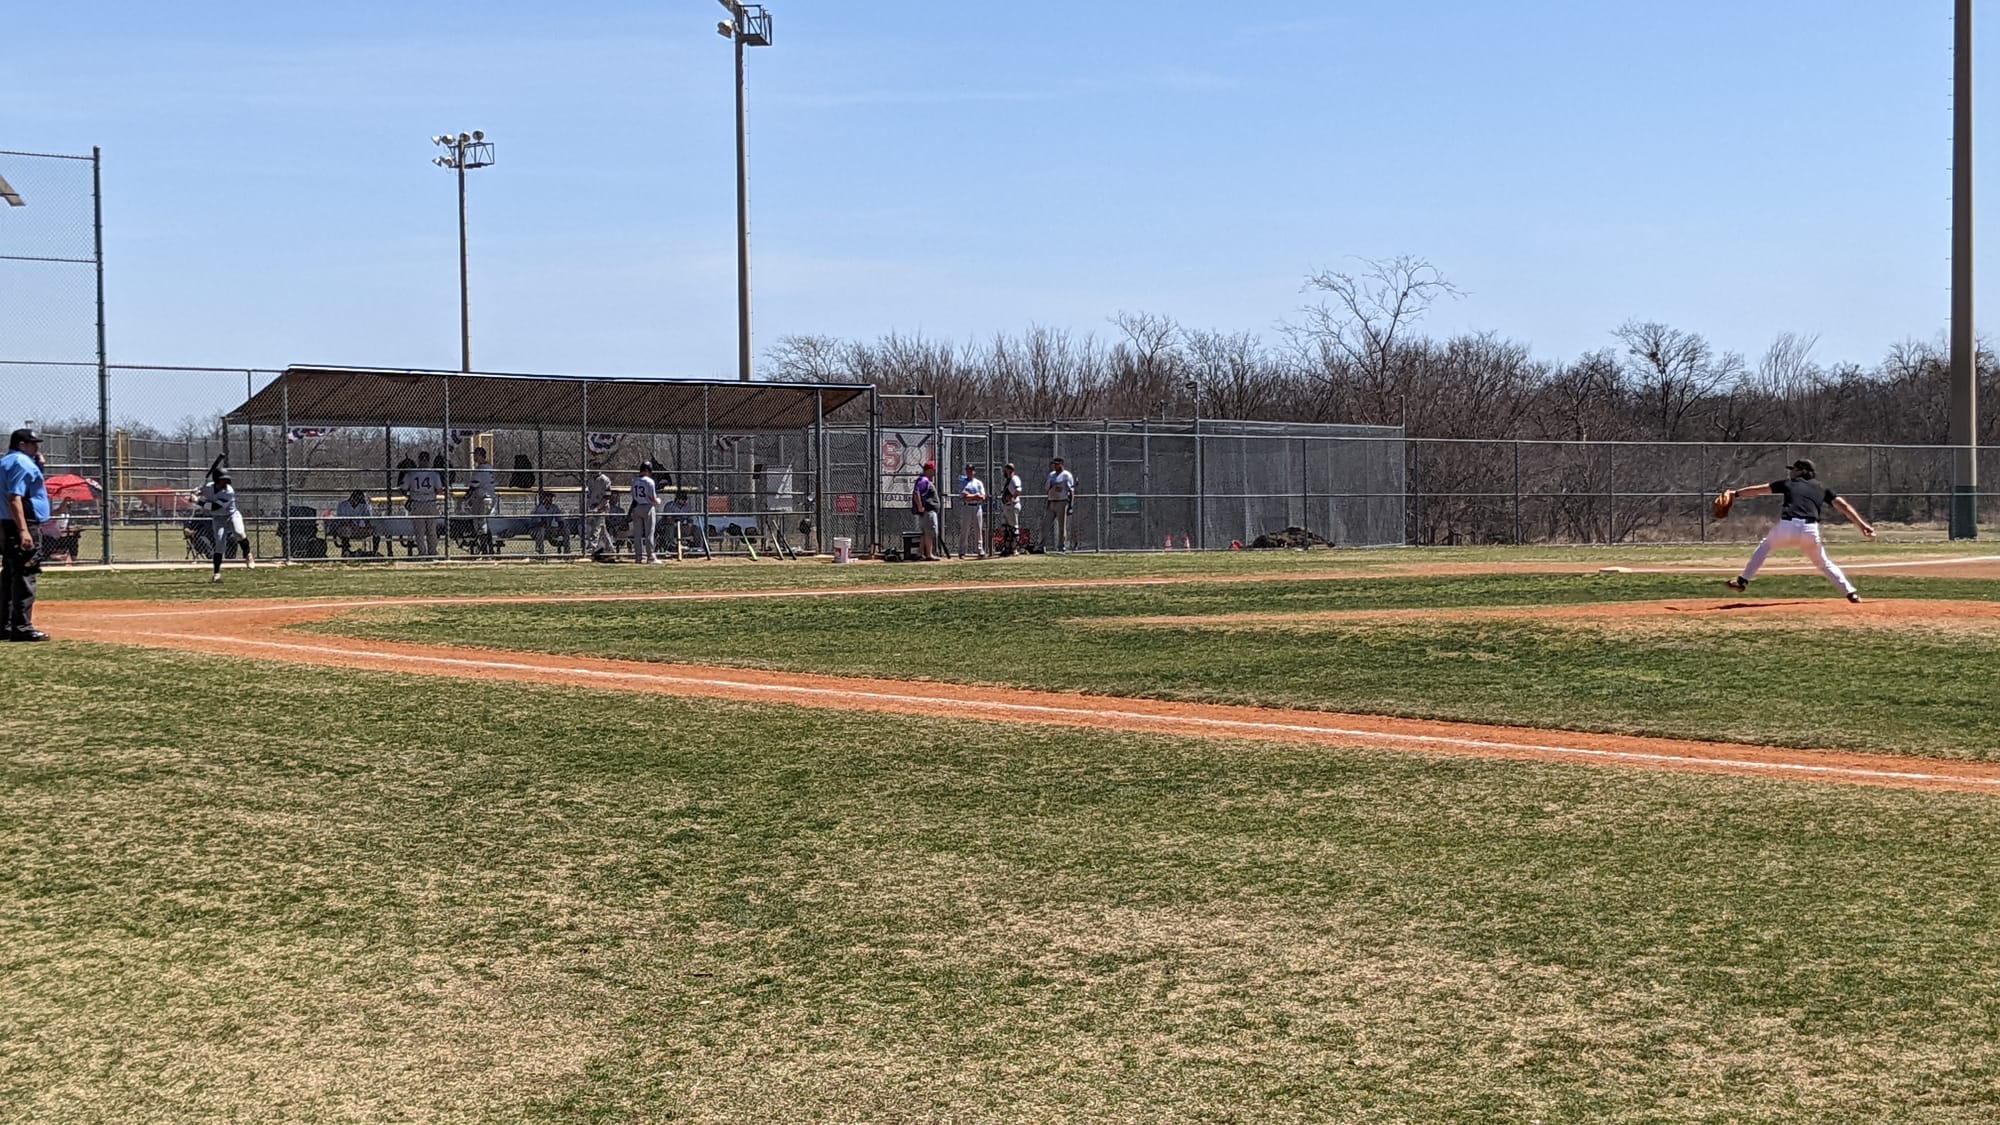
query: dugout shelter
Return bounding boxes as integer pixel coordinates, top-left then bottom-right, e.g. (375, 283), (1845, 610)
(221, 365), (885, 561)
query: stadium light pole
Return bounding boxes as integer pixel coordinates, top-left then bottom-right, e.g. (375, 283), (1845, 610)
(431, 130), (495, 373)
(717, 0), (773, 382)
(1950, 0), (1979, 539)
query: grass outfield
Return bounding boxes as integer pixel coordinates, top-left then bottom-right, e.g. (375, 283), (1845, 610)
(7, 644), (2000, 1121)
(37, 538), (1982, 603)
(317, 571), (2000, 759)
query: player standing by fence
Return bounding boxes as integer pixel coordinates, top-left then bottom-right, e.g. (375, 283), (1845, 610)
(912, 461), (940, 561)
(997, 462), (1023, 556)
(1046, 457), (1076, 553)
(463, 446), (497, 555)
(404, 453), (443, 558)
(629, 462), (661, 564)
(957, 463), (987, 558)
(585, 466), (616, 562)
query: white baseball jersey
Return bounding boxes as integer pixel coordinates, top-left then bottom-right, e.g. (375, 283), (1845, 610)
(586, 473), (612, 511)
(1047, 469), (1075, 502)
(630, 475), (659, 509)
(468, 462), (496, 498)
(405, 469), (442, 505)
(197, 482), (239, 518)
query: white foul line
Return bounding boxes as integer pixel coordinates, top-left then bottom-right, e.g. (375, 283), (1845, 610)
(142, 630), (2000, 791)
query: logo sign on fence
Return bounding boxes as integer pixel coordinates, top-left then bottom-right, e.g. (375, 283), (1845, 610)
(834, 494), (859, 514)
(880, 429), (944, 507)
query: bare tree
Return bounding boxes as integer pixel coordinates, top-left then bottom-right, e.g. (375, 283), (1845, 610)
(765, 333), (854, 383)
(1613, 320), (1742, 441)
(1109, 311), (1188, 417)
(1292, 255), (1462, 422)
(1183, 328), (1279, 420)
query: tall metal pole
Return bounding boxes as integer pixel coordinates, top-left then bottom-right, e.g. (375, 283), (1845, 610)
(93, 146), (111, 565)
(1191, 390), (1204, 550)
(1951, 0), (1979, 538)
(457, 141), (472, 374)
(734, 29), (753, 382)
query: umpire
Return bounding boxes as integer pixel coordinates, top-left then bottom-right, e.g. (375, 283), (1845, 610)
(2, 427), (51, 642)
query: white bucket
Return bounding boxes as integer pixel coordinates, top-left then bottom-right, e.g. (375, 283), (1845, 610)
(831, 536), (853, 564)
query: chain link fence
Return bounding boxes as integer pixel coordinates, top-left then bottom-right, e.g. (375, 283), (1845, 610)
(4, 359), (1995, 563)
(1407, 438), (2000, 545)
(0, 147), (107, 561)
(928, 420), (1407, 553)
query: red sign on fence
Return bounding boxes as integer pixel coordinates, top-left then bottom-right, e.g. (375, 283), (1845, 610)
(834, 494), (860, 514)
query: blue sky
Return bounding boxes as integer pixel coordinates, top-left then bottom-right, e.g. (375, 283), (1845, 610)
(0, 1), (1988, 381)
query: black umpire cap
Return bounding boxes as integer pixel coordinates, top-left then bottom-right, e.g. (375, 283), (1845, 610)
(9, 427), (41, 446)
(1789, 458), (1816, 475)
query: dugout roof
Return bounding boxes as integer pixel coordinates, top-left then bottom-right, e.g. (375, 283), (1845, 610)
(224, 366), (871, 432)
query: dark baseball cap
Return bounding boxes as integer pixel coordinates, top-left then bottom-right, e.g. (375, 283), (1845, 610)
(9, 427), (41, 445)
(1789, 458), (1816, 474)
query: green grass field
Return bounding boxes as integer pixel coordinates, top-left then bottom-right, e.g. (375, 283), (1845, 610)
(317, 570), (2000, 759)
(11, 547), (2000, 1120)
(40, 537), (1972, 603)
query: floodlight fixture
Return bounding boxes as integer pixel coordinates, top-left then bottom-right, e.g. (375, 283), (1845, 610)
(718, 19), (734, 37)
(0, 172), (22, 208)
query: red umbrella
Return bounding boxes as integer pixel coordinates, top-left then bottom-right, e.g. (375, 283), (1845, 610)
(44, 474), (103, 503)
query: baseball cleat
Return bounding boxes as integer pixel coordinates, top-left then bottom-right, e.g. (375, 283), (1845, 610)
(210, 573), (222, 584)
(1725, 577), (1748, 592)
(1847, 591), (1863, 603)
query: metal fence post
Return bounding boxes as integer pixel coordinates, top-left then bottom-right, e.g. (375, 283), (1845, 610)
(867, 387), (880, 552)
(94, 147), (112, 564)
(1867, 443), (1876, 519)
(1193, 417), (1205, 550)
(1512, 440), (1522, 546)
(439, 375), (452, 559)
(579, 383), (591, 558)
(813, 389), (827, 554)
(700, 384), (712, 552)
(1604, 443), (1615, 545)
(279, 372), (292, 562)
(383, 425), (395, 532)
(1299, 437), (1309, 534)
(1098, 420), (1109, 552)
(1697, 443), (1708, 543)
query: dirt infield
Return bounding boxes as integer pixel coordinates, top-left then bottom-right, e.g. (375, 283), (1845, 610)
(40, 586), (2000, 796)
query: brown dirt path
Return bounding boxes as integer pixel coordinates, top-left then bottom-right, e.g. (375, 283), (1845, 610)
(38, 595), (2000, 797)
(1105, 597), (2000, 631)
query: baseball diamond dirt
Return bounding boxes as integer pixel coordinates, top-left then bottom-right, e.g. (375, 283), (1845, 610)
(41, 560), (2000, 796)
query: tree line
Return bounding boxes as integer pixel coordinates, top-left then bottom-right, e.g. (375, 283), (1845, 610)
(767, 255), (1998, 449)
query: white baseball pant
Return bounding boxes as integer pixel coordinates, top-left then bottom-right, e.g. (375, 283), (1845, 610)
(631, 508), (659, 562)
(959, 504), (986, 556)
(1739, 518), (1856, 595)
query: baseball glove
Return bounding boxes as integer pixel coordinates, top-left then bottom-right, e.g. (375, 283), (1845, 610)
(1711, 490), (1735, 520)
